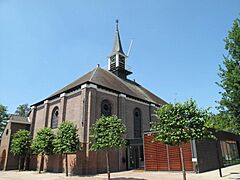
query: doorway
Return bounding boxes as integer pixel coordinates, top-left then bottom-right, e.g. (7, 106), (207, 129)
(127, 145), (144, 169)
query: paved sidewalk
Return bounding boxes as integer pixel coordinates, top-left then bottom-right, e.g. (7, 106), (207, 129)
(0, 164), (239, 180)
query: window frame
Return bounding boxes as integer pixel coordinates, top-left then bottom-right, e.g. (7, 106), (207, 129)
(51, 106), (59, 129)
(133, 107), (142, 138)
(101, 99), (112, 117)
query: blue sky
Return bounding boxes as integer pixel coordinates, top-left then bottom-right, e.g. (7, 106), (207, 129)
(0, 0), (239, 113)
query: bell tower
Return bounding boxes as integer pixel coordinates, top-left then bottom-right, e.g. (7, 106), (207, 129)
(108, 20), (132, 79)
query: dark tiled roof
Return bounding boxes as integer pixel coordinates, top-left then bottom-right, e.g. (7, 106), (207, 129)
(33, 67), (167, 106)
(9, 115), (28, 122)
(110, 29), (125, 56)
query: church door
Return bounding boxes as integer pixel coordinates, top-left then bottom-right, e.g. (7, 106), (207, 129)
(127, 145), (144, 169)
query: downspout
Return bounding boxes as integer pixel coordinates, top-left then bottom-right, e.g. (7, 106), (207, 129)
(117, 93), (120, 171)
(149, 104), (152, 123)
(117, 94), (120, 117)
(191, 140), (199, 173)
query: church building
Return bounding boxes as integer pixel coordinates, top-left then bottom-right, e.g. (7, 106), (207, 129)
(1, 21), (240, 174)
(27, 20), (167, 174)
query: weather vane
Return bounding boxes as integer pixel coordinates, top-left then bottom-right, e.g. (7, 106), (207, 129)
(116, 19), (119, 31)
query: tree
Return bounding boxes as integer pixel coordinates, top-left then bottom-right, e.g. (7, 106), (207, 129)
(31, 128), (55, 173)
(10, 129), (31, 171)
(151, 100), (214, 180)
(90, 115), (126, 180)
(0, 104), (9, 136)
(15, 104), (30, 117)
(53, 121), (79, 176)
(217, 18), (240, 133)
(206, 113), (238, 134)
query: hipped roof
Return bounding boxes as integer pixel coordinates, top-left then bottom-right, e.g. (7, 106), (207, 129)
(32, 67), (167, 106)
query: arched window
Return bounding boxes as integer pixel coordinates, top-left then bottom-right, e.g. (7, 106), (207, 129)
(101, 100), (112, 117)
(134, 108), (142, 138)
(51, 107), (59, 129)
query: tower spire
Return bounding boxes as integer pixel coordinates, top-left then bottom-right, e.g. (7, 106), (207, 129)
(111, 19), (125, 56)
(108, 20), (132, 79)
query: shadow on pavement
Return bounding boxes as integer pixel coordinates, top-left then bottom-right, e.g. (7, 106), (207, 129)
(223, 171), (240, 180)
(69, 174), (146, 180)
(111, 178), (145, 180)
(69, 175), (146, 180)
(223, 172), (240, 177)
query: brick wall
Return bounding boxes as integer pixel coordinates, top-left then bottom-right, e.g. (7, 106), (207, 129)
(28, 83), (164, 175)
(0, 122), (30, 170)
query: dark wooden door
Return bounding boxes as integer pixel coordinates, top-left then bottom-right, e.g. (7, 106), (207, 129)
(133, 146), (139, 169)
(128, 145), (140, 169)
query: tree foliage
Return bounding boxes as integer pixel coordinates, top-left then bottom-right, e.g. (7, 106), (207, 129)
(53, 121), (79, 176)
(53, 121), (79, 154)
(151, 100), (214, 180)
(31, 127), (55, 173)
(10, 129), (31, 171)
(151, 100), (213, 146)
(206, 113), (238, 134)
(0, 104), (9, 135)
(31, 128), (55, 155)
(90, 115), (126, 180)
(10, 129), (31, 156)
(90, 115), (126, 151)
(217, 18), (240, 133)
(15, 104), (30, 117)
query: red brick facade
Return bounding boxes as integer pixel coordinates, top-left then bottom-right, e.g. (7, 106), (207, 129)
(0, 120), (30, 170)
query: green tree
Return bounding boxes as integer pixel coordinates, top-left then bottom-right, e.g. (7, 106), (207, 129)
(0, 104), (9, 136)
(10, 129), (31, 171)
(31, 128), (55, 173)
(151, 100), (213, 180)
(53, 121), (79, 176)
(217, 18), (240, 133)
(15, 104), (30, 117)
(90, 115), (126, 180)
(206, 113), (238, 134)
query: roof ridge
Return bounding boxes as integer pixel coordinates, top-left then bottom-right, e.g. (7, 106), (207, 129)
(89, 67), (98, 82)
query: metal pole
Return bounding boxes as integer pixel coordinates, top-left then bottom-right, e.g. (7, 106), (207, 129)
(216, 140), (222, 177)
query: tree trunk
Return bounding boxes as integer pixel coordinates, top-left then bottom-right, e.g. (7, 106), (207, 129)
(105, 149), (110, 180)
(23, 155), (26, 171)
(18, 156), (21, 172)
(65, 153), (68, 176)
(24, 153), (30, 171)
(179, 144), (186, 180)
(39, 154), (43, 174)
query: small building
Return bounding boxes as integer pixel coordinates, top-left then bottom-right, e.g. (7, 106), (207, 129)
(144, 131), (240, 173)
(0, 115), (30, 170)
